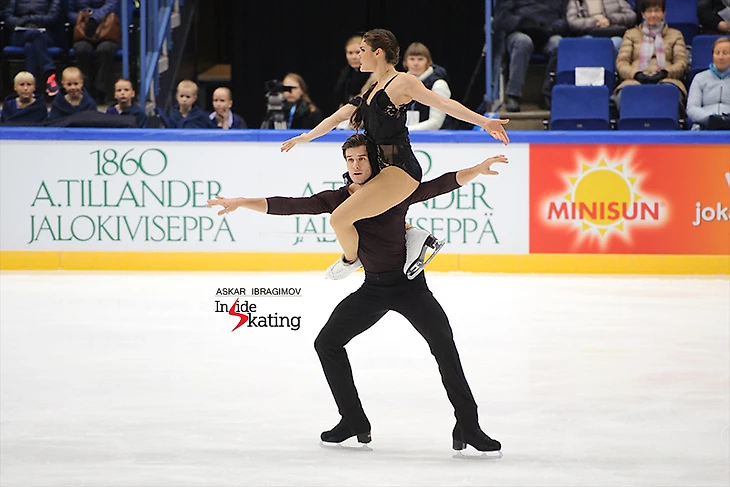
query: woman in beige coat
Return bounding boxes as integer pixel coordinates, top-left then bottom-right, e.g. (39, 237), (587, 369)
(613, 0), (687, 108)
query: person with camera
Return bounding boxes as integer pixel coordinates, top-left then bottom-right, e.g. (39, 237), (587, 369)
(68, 0), (121, 105)
(279, 73), (324, 130)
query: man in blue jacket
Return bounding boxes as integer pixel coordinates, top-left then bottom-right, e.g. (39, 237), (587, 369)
(495, 0), (569, 112)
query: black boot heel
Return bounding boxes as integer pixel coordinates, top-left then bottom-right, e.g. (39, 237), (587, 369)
(357, 432), (372, 444)
(452, 439), (467, 450)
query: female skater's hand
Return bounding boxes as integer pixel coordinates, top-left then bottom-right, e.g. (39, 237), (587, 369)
(480, 117), (511, 145)
(206, 196), (240, 215)
(477, 154), (509, 175)
(281, 134), (311, 152)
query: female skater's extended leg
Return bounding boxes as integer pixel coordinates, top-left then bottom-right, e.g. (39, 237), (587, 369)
(330, 166), (418, 262)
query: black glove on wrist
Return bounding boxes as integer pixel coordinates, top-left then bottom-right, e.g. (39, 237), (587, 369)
(634, 72), (651, 83)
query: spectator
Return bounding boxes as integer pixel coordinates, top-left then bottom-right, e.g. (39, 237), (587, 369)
(613, 0), (687, 108)
(333, 34), (375, 108)
(697, 0), (730, 35)
(402, 42), (452, 130)
(687, 37), (730, 129)
(278, 73), (323, 130)
(68, 0), (121, 105)
(105, 78), (147, 128)
(48, 66), (98, 120)
(566, 0), (637, 53)
(0, 71), (48, 124)
(495, 0), (569, 112)
(3, 0), (62, 97)
(209, 87), (246, 129)
(167, 80), (213, 128)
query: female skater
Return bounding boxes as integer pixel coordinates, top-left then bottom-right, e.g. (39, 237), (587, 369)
(281, 29), (510, 279)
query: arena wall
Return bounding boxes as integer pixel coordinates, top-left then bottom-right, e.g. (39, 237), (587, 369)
(1, 128), (728, 274)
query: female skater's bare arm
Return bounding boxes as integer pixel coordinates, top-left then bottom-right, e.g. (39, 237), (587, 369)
(281, 104), (357, 152)
(401, 74), (510, 145)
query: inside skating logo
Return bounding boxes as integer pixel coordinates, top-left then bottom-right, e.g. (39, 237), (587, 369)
(214, 287), (302, 332)
(545, 156), (663, 245)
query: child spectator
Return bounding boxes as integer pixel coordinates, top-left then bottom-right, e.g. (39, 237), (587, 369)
(0, 71), (48, 124)
(105, 78), (147, 128)
(209, 87), (246, 129)
(167, 80), (213, 128)
(48, 66), (98, 120)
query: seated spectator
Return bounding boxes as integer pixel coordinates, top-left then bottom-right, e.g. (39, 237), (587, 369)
(333, 34), (375, 108)
(495, 0), (569, 112)
(68, 0), (121, 105)
(687, 36), (730, 129)
(402, 42), (452, 130)
(209, 87), (246, 129)
(3, 0), (62, 96)
(613, 0), (687, 109)
(167, 80), (213, 128)
(278, 73), (323, 130)
(48, 66), (98, 120)
(697, 0), (730, 35)
(566, 0), (637, 53)
(0, 71), (48, 124)
(105, 78), (147, 128)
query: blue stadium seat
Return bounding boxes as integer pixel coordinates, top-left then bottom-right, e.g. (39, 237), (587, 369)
(550, 85), (610, 130)
(556, 38), (617, 91)
(690, 35), (722, 83)
(618, 84), (680, 130)
(665, 0), (699, 46)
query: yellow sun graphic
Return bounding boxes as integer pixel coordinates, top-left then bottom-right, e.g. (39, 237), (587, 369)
(564, 159), (643, 237)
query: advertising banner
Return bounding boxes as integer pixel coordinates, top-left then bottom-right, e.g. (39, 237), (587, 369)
(0, 140), (529, 254)
(529, 144), (730, 255)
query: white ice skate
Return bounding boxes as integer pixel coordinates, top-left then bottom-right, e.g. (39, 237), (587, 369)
(325, 255), (363, 280)
(404, 227), (446, 280)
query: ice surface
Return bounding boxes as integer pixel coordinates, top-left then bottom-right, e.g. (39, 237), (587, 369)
(1, 271), (728, 486)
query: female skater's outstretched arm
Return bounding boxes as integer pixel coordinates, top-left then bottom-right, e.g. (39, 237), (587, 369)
(281, 104), (356, 152)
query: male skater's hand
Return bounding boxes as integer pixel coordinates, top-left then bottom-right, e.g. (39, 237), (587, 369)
(206, 195), (240, 215)
(476, 154), (509, 175)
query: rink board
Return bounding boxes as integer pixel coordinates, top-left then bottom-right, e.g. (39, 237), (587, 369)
(1, 129), (728, 274)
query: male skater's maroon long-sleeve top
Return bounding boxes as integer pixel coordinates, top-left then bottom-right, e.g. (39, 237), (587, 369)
(266, 172), (460, 273)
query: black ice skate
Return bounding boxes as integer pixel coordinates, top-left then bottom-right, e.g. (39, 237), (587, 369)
(404, 227), (446, 280)
(452, 424), (503, 459)
(319, 419), (372, 451)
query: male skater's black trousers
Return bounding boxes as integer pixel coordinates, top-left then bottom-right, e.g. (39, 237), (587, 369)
(314, 269), (480, 433)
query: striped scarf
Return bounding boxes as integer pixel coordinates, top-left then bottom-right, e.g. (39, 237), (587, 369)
(639, 21), (666, 71)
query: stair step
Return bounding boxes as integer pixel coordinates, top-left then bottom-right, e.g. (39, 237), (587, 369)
(499, 103), (550, 131)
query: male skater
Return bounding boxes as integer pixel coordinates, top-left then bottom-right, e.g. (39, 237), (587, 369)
(207, 134), (507, 454)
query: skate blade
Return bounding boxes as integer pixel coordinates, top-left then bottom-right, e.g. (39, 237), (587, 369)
(406, 239), (446, 280)
(452, 449), (503, 460)
(319, 441), (372, 452)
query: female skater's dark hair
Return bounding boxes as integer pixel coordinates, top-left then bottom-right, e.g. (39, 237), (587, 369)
(350, 29), (401, 131)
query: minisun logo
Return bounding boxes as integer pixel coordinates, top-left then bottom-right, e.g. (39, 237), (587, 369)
(546, 159), (662, 238)
(215, 298), (301, 332)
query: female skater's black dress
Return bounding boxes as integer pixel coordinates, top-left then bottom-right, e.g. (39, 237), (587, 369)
(349, 75), (423, 182)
